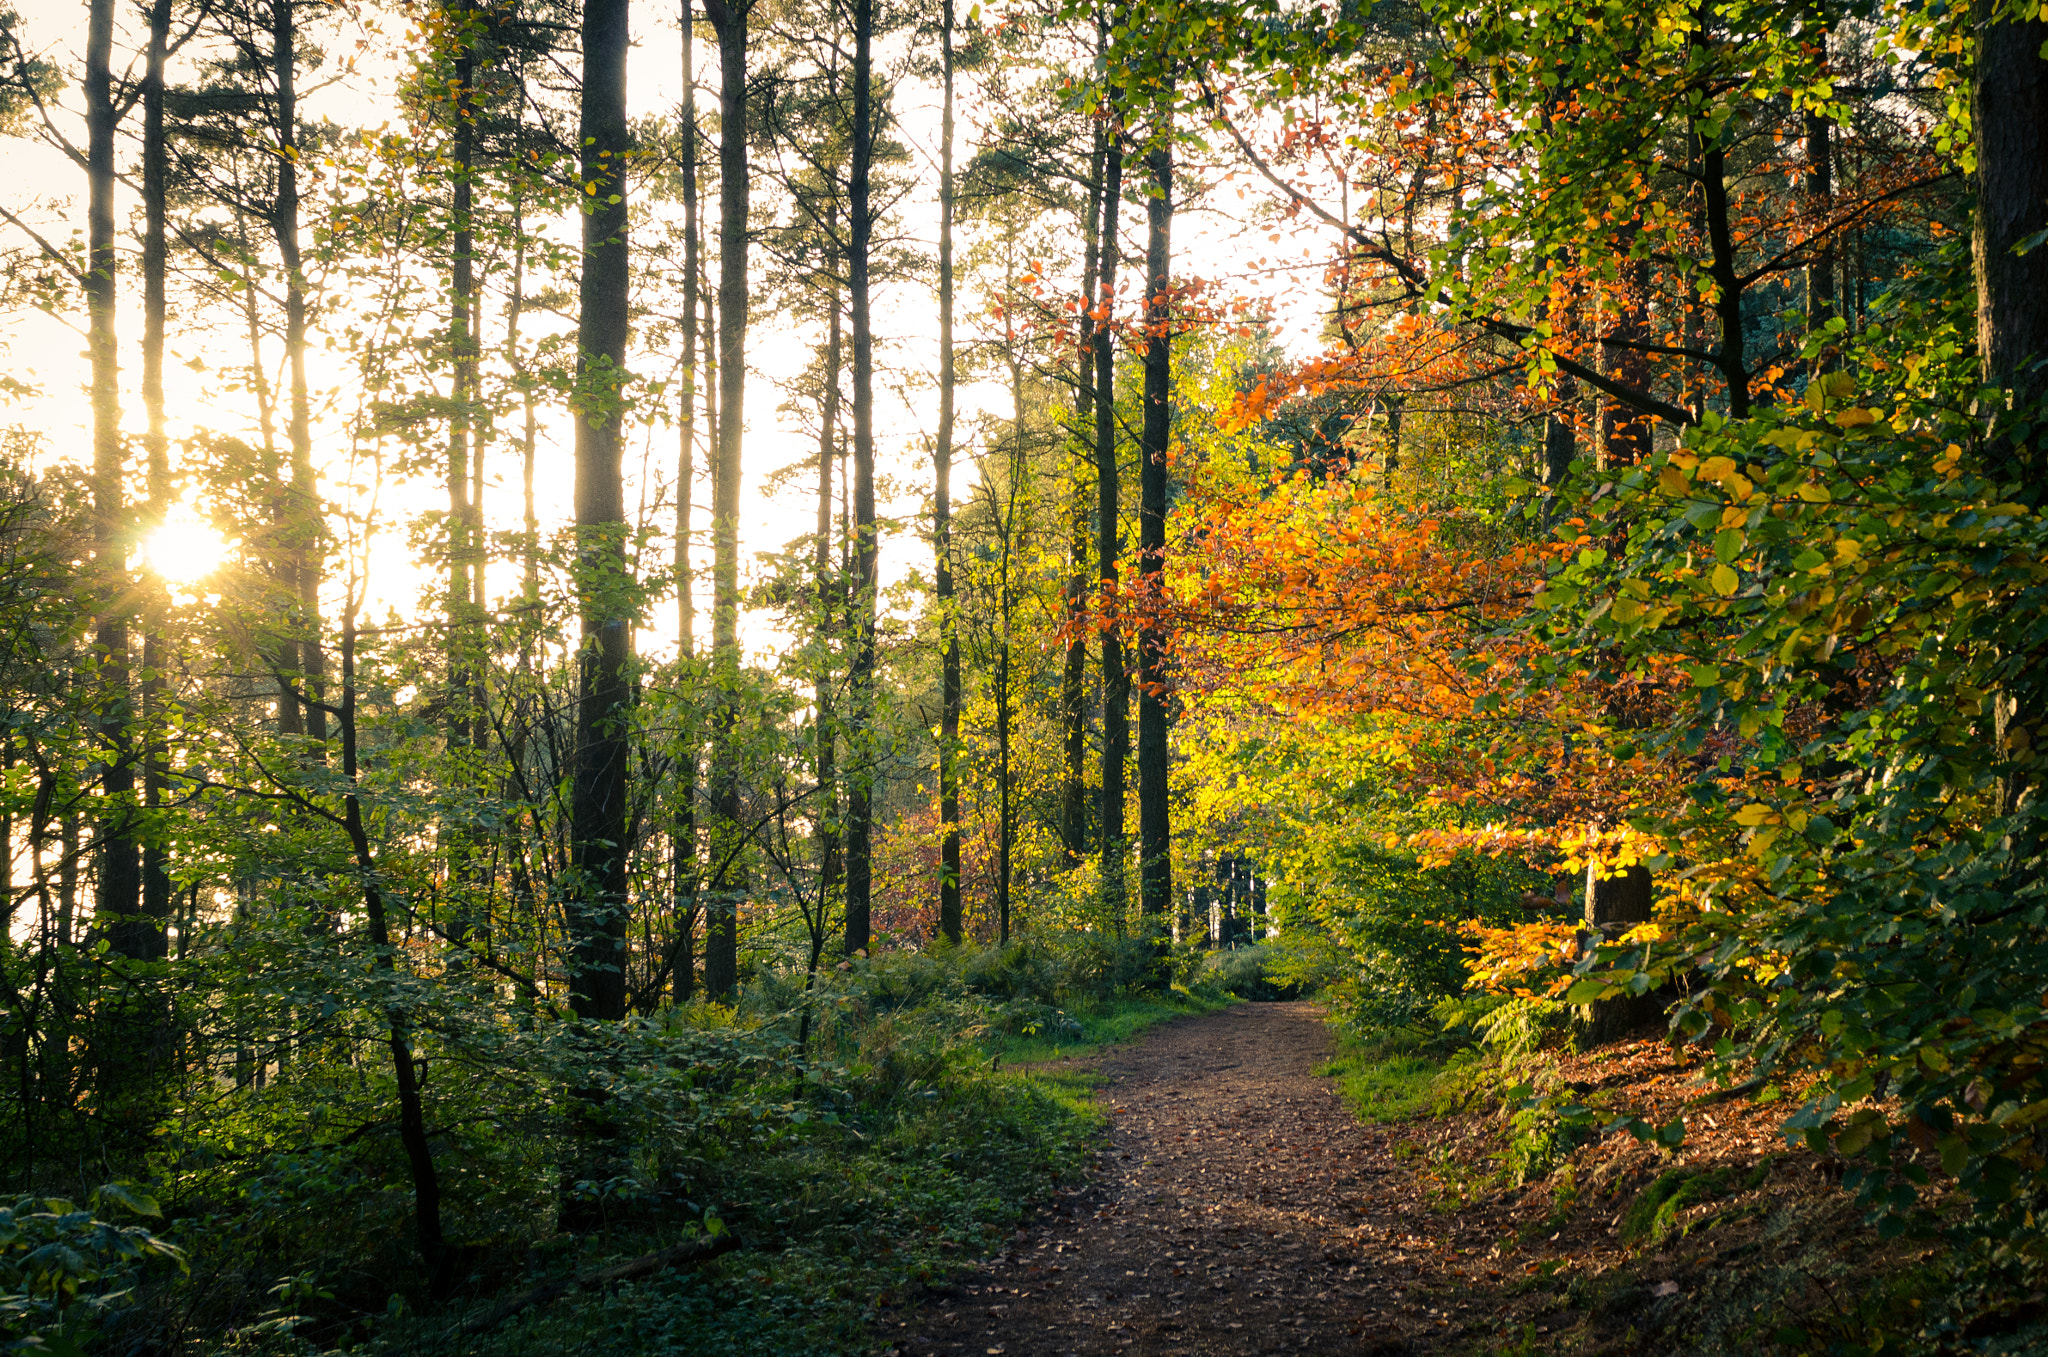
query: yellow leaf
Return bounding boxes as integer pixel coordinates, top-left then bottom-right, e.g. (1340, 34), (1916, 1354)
(1733, 803), (1774, 826)
(1711, 563), (1740, 595)
(1834, 538), (1862, 563)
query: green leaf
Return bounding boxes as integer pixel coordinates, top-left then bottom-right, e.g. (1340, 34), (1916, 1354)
(1564, 978), (1611, 1005)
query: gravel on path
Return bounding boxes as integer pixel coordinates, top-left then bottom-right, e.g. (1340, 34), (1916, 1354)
(887, 1001), (1484, 1357)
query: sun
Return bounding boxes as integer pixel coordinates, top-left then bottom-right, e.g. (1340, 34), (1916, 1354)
(141, 504), (232, 586)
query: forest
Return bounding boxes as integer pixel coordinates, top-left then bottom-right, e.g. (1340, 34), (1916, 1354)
(0, 0), (2042, 1349)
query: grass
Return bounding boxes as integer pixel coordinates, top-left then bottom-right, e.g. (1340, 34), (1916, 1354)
(1316, 1027), (1451, 1124)
(340, 991), (1217, 1357)
(987, 988), (1234, 1064)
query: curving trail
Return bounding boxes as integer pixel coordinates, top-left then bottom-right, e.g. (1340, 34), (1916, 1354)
(889, 1002), (1491, 1357)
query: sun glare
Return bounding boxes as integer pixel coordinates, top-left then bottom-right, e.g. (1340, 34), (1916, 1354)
(142, 505), (231, 586)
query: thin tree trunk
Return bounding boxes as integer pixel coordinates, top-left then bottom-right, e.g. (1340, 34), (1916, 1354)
(445, 2), (479, 958)
(674, 0), (702, 1003)
(1062, 121), (1107, 867)
(815, 219), (843, 942)
(1803, 109), (1835, 350)
(703, 0), (749, 1000)
(567, 0), (634, 1023)
(86, 0), (140, 953)
(339, 598), (446, 1276)
(273, 0), (326, 751)
(138, 0), (174, 961)
(1136, 123), (1172, 938)
(934, 0), (962, 946)
(1094, 113), (1127, 923)
(842, 0), (878, 956)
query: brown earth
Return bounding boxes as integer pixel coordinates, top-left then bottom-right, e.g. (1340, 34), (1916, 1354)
(885, 1001), (1480, 1357)
(884, 1001), (1922, 1357)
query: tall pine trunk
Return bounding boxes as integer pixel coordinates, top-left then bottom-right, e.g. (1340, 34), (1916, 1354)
(1136, 123), (1172, 940)
(1094, 116), (1127, 923)
(137, 0), (173, 962)
(567, 0), (633, 1023)
(934, 0), (962, 946)
(445, 1), (480, 957)
(704, 0), (750, 1000)
(842, 0), (879, 955)
(1061, 124), (1106, 867)
(815, 217), (844, 940)
(673, 2), (702, 1003)
(273, 0), (325, 751)
(85, 0), (139, 952)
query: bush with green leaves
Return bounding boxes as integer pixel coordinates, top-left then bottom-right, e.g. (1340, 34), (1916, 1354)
(0, 1184), (182, 1354)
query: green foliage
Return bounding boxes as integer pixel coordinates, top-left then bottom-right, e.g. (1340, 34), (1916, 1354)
(1200, 944), (1300, 1000)
(1533, 253), (2048, 1249)
(0, 1185), (182, 1353)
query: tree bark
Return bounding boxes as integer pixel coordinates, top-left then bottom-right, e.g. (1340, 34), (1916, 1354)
(815, 235), (843, 949)
(85, 0), (140, 954)
(1136, 126), (1172, 941)
(1803, 109), (1836, 348)
(935, 0), (962, 947)
(137, 0), (174, 961)
(339, 601), (446, 1275)
(568, 0), (634, 1022)
(1581, 862), (1662, 1044)
(1062, 120), (1107, 868)
(842, 0), (879, 955)
(1972, 0), (2048, 460)
(445, 0), (480, 959)
(1095, 107), (1127, 923)
(273, 0), (325, 751)
(674, 1), (702, 1003)
(703, 0), (750, 1000)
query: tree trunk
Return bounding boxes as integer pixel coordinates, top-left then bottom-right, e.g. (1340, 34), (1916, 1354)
(1972, 0), (2048, 460)
(137, 0), (173, 962)
(1970, 0), (2048, 818)
(567, 0), (634, 1023)
(273, 0), (326, 751)
(842, 0), (878, 956)
(85, 0), (140, 954)
(674, 1), (702, 1004)
(1136, 124), (1173, 941)
(1581, 862), (1661, 1044)
(339, 600), (446, 1277)
(1095, 115), (1127, 923)
(1062, 121), (1107, 868)
(445, 1), (480, 958)
(1803, 109), (1836, 349)
(935, 0), (962, 947)
(703, 0), (749, 1000)
(815, 250), (843, 947)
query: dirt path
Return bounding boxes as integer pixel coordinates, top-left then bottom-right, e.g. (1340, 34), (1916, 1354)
(887, 1002), (1490, 1357)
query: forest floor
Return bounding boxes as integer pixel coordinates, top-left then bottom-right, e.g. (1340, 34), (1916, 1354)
(887, 1002), (1942, 1357)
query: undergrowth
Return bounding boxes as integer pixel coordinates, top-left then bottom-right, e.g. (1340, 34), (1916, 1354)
(92, 939), (1228, 1357)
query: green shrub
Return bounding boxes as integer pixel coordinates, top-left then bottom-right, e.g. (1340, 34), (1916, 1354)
(0, 1185), (183, 1352)
(1202, 944), (1300, 1000)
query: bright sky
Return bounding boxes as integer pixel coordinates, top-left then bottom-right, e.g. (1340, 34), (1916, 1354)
(0, 0), (1338, 672)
